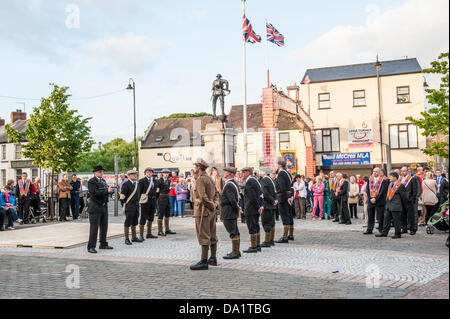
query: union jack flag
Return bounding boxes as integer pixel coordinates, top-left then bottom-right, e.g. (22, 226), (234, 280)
(266, 22), (285, 47)
(243, 15), (261, 43)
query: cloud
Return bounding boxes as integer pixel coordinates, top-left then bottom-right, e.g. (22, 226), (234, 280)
(79, 0), (141, 17)
(290, 0), (449, 68)
(86, 32), (167, 74)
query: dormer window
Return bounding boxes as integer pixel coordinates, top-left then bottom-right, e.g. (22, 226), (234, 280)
(155, 136), (164, 142)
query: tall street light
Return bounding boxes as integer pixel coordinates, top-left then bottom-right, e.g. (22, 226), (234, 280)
(126, 78), (137, 171)
(374, 56), (384, 169)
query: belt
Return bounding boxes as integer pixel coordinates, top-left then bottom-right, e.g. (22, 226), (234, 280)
(159, 194), (170, 197)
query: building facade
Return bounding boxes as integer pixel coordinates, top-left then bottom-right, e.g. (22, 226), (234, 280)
(300, 58), (428, 176)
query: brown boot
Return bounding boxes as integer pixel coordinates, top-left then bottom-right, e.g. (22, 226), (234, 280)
(270, 227), (276, 246)
(243, 234), (258, 253)
(131, 226), (143, 242)
(124, 227), (131, 245)
(288, 225), (294, 241)
(157, 219), (165, 236)
(276, 226), (289, 243)
(139, 225), (145, 240)
(208, 243), (218, 266)
(146, 221), (157, 238)
(224, 236), (241, 259)
(261, 231), (271, 247)
(164, 217), (176, 235)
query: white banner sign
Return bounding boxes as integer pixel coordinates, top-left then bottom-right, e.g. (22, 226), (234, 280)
(348, 129), (374, 147)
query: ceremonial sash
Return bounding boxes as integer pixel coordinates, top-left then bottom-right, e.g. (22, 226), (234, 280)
(224, 179), (240, 199)
(18, 179), (31, 196)
(369, 177), (383, 198)
(330, 178), (338, 191)
(401, 175), (412, 187)
(215, 177), (221, 191)
(336, 179), (345, 193)
(387, 181), (401, 201)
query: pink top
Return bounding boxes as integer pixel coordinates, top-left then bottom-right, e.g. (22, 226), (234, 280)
(313, 183), (325, 197)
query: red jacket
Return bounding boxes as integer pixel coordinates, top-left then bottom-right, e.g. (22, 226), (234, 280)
(169, 177), (179, 196)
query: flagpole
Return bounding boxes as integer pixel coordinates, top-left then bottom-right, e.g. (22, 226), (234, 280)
(265, 18), (270, 88)
(242, 0), (248, 167)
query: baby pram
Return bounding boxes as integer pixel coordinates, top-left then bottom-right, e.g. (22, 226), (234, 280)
(426, 200), (449, 235)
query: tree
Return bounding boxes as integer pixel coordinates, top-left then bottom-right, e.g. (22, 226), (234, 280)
(78, 137), (142, 172)
(5, 84), (94, 215)
(406, 52), (449, 158)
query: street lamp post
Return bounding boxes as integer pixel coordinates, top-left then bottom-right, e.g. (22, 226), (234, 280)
(126, 79), (137, 172)
(374, 56), (385, 170)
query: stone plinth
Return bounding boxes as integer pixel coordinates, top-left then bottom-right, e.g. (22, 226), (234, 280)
(201, 120), (236, 169)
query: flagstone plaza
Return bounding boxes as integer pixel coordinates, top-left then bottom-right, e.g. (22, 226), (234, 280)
(0, 206), (448, 299)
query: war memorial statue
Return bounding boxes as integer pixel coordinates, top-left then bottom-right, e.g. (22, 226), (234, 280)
(211, 74), (230, 120)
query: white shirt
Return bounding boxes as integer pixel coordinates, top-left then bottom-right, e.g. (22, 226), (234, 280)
(293, 181), (307, 198)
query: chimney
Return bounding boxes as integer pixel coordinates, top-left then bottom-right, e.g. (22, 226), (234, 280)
(0, 118), (5, 127)
(287, 83), (300, 102)
(11, 109), (27, 123)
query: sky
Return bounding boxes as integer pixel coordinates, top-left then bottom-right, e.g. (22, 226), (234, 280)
(0, 0), (448, 145)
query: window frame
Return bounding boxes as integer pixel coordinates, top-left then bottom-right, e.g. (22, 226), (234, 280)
(1, 144), (6, 160)
(396, 86), (411, 104)
(279, 132), (290, 150)
(14, 144), (22, 160)
(314, 128), (340, 153)
(318, 93), (331, 110)
(353, 90), (366, 107)
(389, 123), (419, 150)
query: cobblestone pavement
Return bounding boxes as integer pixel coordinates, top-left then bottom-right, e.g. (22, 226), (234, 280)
(0, 209), (448, 299)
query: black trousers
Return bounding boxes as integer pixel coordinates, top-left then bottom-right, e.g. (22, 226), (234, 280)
(246, 214), (260, 235)
(279, 201), (293, 226)
(124, 208), (139, 227)
(140, 200), (156, 225)
(261, 208), (276, 233)
(340, 199), (351, 223)
(157, 196), (171, 219)
(88, 207), (108, 249)
(349, 203), (358, 218)
(223, 218), (240, 238)
(367, 205), (385, 233)
(401, 200), (418, 231)
(17, 197), (31, 221)
(59, 198), (70, 220)
(382, 209), (402, 236)
(332, 199), (339, 221)
(30, 195), (40, 214)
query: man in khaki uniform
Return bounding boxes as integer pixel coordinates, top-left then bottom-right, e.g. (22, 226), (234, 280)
(190, 158), (220, 271)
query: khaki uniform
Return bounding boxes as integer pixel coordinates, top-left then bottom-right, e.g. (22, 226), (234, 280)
(193, 172), (219, 246)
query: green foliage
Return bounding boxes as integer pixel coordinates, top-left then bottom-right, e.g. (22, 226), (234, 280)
(406, 52), (449, 159)
(5, 84), (94, 173)
(159, 112), (212, 119)
(78, 137), (142, 173)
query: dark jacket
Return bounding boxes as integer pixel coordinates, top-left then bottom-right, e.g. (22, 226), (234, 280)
(402, 175), (421, 204)
(243, 177), (264, 216)
(87, 177), (109, 213)
(261, 176), (278, 210)
(138, 176), (156, 207)
(70, 180), (81, 197)
(120, 180), (139, 212)
(220, 179), (240, 220)
(276, 169), (292, 201)
(156, 178), (171, 198)
(366, 177), (390, 208)
(439, 178), (449, 200)
(15, 179), (32, 200)
(386, 183), (407, 212)
(336, 180), (349, 201)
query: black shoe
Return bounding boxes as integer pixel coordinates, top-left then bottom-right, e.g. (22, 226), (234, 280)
(132, 237), (143, 243)
(391, 235), (401, 239)
(88, 248), (97, 254)
(125, 239), (132, 245)
(401, 229), (408, 234)
(410, 231), (416, 236)
(332, 220), (339, 223)
(139, 236), (145, 242)
(270, 240), (275, 246)
(363, 231), (373, 235)
(223, 253), (240, 260)
(158, 231), (166, 237)
(287, 235), (294, 241)
(375, 233), (387, 238)
(165, 230), (176, 235)
(207, 257), (218, 266)
(256, 246), (262, 252)
(99, 245), (113, 250)
(0, 227), (4, 231)
(339, 222), (346, 224)
(276, 237), (289, 244)
(190, 259), (208, 271)
(345, 222), (352, 225)
(146, 234), (158, 239)
(327, 216), (331, 220)
(260, 242), (271, 248)
(243, 247), (258, 253)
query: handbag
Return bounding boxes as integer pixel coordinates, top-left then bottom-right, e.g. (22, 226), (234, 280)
(139, 179), (153, 205)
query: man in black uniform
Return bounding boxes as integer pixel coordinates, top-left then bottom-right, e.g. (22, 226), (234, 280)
(364, 167), (390, 235)
(87, 166), (113, 254)
(260, 168), (279, 248)
(156, 169), (176, 236)
(120, 170), (142, 245)
(276, 159), (294, 243)
(329, 171), (339, 220)
(242, 167), (264, 253)
(400, 166), (421, 235)
(138, 167), (158, 240)
(335, 173), (351, 225)
(16, 172), (32, 224)
(221, 167), (242, 260)
(376, 172), (407, 239)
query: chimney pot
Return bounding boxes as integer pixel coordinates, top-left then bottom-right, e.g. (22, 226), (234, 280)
(11, 111), (27, 123)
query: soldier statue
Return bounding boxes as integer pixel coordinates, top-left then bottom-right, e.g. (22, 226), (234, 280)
(211, 74), (230, 120)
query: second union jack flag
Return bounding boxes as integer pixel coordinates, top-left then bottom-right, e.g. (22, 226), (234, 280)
(266, 22), (285, 47)
(243, 15), (261, 43)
